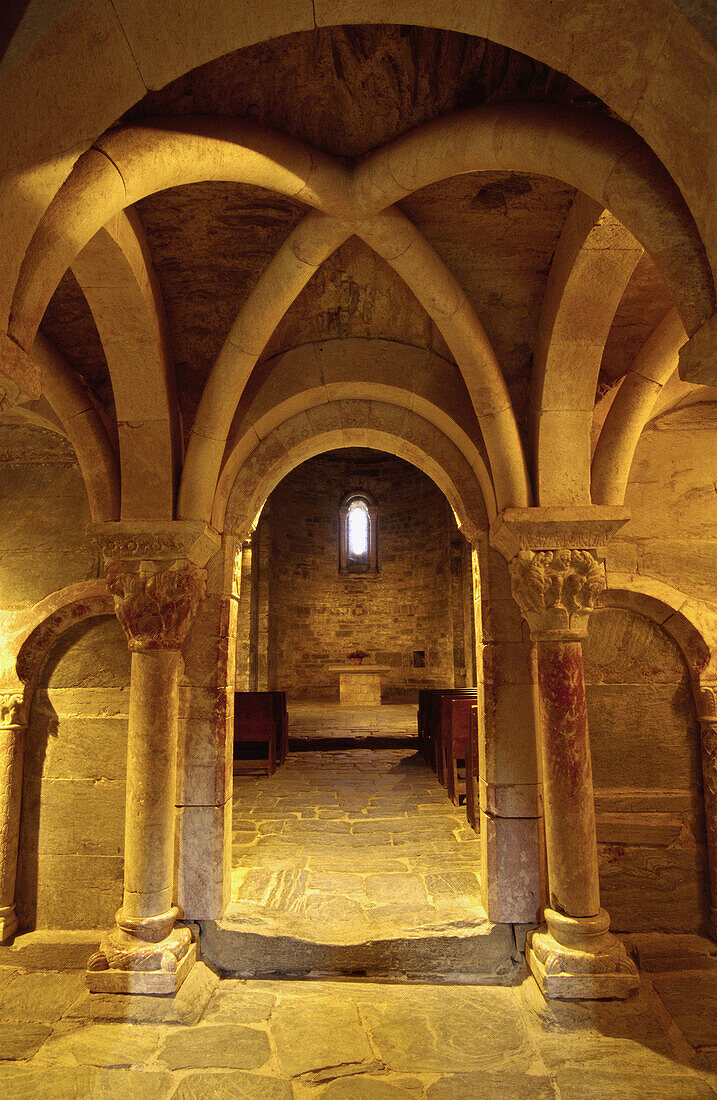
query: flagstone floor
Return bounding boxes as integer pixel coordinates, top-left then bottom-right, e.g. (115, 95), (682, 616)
(229, 750), (486, 945)
(0, 948), (716, 1098)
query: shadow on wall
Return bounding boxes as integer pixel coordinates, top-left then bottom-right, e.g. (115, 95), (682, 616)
(16, 616), (130, 931)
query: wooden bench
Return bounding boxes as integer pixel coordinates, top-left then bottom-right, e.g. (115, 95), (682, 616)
(444, 696), (473, 807)
(465, 703), (480, 829)
(234, 691), (288, 775)
(418, 688), (478, 789)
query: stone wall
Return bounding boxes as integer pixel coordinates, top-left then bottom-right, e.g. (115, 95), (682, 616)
(609, 403), (717, 605)
(17, 616), (130, 930)
(245, 450), (472, 702)
(0, 425), (93, 609)
(585, 606), (708, 933)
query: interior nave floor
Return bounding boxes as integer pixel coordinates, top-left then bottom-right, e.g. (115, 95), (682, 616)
(209, 749), (515, 980)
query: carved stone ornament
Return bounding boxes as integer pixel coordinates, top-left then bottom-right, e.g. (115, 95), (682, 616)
(89, 520), (221, 571)
(0, 692), (27, 729)
(527, 907), (639, 1000)
(86, 905), (195, 994)
(697, 683), (717, 937)
(107, 563), (206, 651)
(510, 549), (606, 640)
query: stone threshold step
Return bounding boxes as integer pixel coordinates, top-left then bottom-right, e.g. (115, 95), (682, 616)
(199, 917), (518, 983)
(289, 736), (419, 751)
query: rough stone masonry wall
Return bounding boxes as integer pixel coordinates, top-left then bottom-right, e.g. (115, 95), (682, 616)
(0, 425), (94, 610)
(0, 424), (130, 931)
(256, 452), (469, 702)
(17, 617), (129, 930)
(585, 607), (707, 934)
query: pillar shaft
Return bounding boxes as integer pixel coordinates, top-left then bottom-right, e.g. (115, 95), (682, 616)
(85, 533), (208, 995)
(508, 545), (638, 998)
(537, 639), (600, 917)
(0, 695), (27, 940)
(122, 649), (180, 924)
(698, 684), (717, 940)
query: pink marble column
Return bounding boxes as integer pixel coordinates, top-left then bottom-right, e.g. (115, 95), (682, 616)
(510, 548), (638, 1000)
(87, 546), (206, 995)
(697, 683), (717, 941)
(0, 692), (28, 941)
(537, 640), (600, 918)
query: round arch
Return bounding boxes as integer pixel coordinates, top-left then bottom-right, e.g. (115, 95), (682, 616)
(221, 338), (498, 522)
(221, 401), (489, 544)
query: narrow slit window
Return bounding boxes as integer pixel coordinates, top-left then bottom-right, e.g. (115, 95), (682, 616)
(348, 499), (369, 557)
(339, 491), (378, 575)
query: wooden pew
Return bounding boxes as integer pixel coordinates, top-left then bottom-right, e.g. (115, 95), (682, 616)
(444, 696), (473, 806)
(465, 703), (480, 829)
(234, 691), (286, 776)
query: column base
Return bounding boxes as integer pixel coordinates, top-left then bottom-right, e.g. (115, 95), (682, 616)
(86, 915), (196, 995)
(0, 905), (18, 942)
(526, 907), (639, 1001)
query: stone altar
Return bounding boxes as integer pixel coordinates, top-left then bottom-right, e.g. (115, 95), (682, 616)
(328, 664), (390, 706)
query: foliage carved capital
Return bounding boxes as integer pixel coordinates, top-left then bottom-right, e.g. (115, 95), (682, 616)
(107, 563), (206, 652)
(509, 549), (606, 641)
(0, 693), (27, 730)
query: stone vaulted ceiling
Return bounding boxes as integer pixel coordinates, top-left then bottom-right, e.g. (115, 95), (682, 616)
(39, 24), (675, 439)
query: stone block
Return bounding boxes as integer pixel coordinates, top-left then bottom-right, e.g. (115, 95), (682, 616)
(481, 682), (539, 787)
(67, 961), (218, 1026)
(158, 1022), (271, 1070)
(480, 809), (542, 924)
(176, 800), (231, 919)
(480, 779), (541, 818)
(0, 969), (85, 1023)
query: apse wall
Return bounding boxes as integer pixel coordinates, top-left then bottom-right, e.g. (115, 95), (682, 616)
(585, 607), (707, 933)
(244, 451), (475, 702)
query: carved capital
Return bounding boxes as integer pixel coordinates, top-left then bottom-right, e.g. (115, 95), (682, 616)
(510, 549), (606, 640)
(0, 692), (27, 730)
(698, 684), (717, 725)
(107, 563), (206, 652)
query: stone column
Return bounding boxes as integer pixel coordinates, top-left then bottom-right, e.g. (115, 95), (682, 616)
(87, 523), (215, 995)
(0, 692), (28, 940)
(697, 684), (717, 941)
(510, 547), (639, 999)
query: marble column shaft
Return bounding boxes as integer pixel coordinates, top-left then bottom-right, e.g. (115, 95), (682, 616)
(509, 546), (638, 998)
(536, 639), (600, 918)
(123, 649), (179, 923)
(0, 694), (27, 940)
(698, 683), (717, 940)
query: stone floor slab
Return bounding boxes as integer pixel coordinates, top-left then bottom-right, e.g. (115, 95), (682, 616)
(359, 986), (535, 1074)
(554, 1068), (717, 1098)
(172, 1072), (292, 1099)
(0, 1065), (176, 1099)
(35, 1022), (161, 1067)
(270, 995), (377, 1080)
(0, 1022), (52, 1060)
(158, 1023), (272, 1071)
(0, 969), (85, 1023)
(653, 972), (717, 1048)
(425, 1072), (556, 1099)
